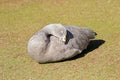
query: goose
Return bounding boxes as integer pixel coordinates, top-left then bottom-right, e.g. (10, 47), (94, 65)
(27, 24), (96, 63)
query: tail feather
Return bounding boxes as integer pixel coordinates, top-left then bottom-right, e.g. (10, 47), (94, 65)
(86, 29), (97, 39)
(89, 31), (97, 39)
(80, 27), (97, 39)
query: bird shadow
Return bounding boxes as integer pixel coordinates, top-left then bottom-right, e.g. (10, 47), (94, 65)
(67, 39), (105, 61)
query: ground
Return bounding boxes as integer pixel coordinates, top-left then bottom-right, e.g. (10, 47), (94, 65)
(0, 0), (120, 80)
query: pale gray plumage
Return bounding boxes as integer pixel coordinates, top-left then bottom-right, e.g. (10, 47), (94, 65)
(27, 24), (96, 63)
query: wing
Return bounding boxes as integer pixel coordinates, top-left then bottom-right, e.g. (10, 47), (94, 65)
(44, 35), (81, 62)
(64, 25), (95, 50)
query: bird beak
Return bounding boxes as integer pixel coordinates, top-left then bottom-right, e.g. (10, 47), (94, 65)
(62, 35), (66, 42)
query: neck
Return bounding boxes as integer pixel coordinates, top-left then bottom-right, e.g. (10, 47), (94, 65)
(42, 24), (57, 37)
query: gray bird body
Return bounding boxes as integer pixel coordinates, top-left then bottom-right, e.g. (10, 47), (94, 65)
(27, 24), (96, 63)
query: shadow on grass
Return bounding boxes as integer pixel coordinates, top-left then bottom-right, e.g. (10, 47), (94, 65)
(68, 39), (105, 61)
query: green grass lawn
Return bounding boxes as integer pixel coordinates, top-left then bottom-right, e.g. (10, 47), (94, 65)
(0, 0), (120, 80)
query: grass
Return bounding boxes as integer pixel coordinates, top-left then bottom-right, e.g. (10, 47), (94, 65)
(0, 0), (120, 80)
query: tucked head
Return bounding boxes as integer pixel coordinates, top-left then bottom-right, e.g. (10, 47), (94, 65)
(44, 24), (67, 43)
